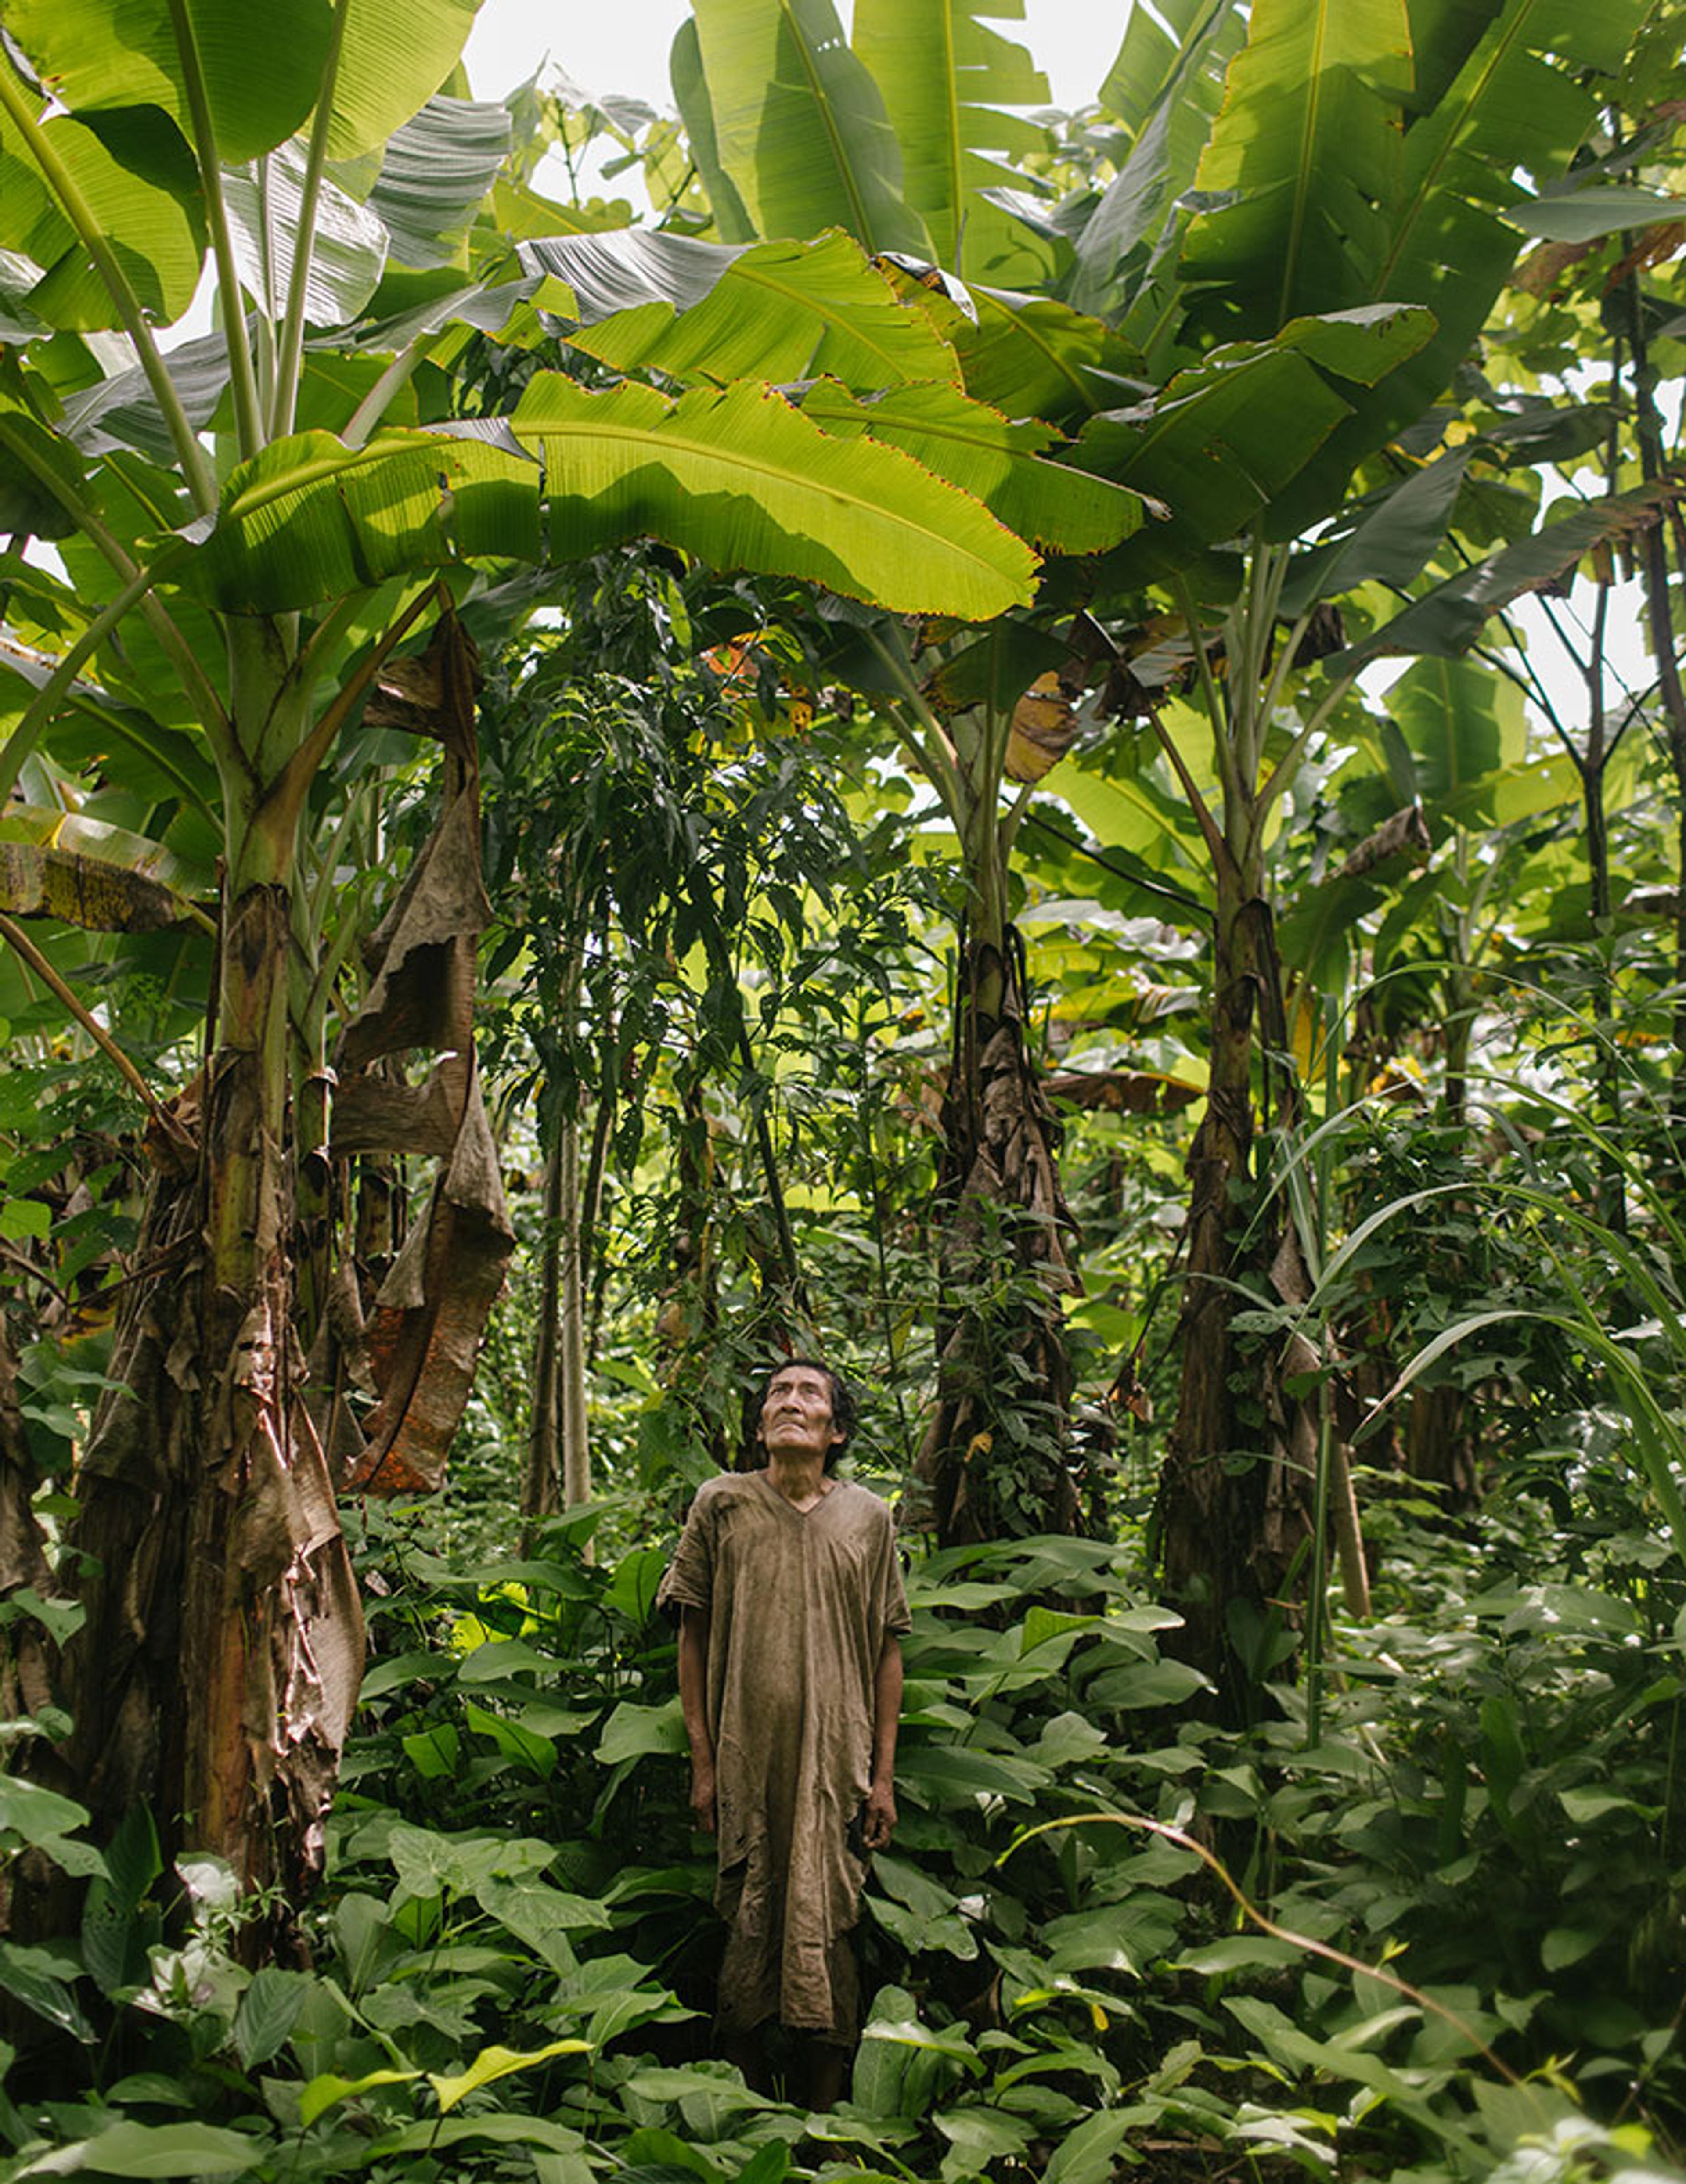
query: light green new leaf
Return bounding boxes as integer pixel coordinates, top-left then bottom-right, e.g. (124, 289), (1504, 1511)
(1183, 0), (1412, 331)
(689, 0), (929, 255)
(428, 2038), (592, 2113)
(327, 0), (483, 161)
(886, 271), (1139, 427)
(797, 380), (1146, 555)
(0, 86), (205, 328)
(223, 139), (388, 325)
(4, 0), (332, 163)
(542, 228), (961, 389)
(853, 0), (1054, 288)
(515, 373), (1038, 619)
(298, 2068), (422, 2129)
(184, 427), (541, 612)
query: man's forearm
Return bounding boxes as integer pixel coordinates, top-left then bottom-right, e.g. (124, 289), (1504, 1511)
(871, 1634), (902, 1787)
(678, 1606), (713, 1765)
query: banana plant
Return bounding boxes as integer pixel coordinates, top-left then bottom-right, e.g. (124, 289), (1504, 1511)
(0, 0), (1067, 1897)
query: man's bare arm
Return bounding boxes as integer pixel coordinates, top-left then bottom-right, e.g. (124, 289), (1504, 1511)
(677, 1605), (717, 1835)
(863, 1633), (902, 1850)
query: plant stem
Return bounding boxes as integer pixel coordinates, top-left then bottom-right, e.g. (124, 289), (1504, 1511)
(272, 0), (351, 439)
(166, 0), (264, 460)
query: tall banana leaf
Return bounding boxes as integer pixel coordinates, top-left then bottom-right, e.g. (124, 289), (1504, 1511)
(683, 0), (928, 255)
(852, 0), (1055, 288)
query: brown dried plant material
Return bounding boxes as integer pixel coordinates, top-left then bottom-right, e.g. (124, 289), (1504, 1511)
(327, 611), (514, 1495)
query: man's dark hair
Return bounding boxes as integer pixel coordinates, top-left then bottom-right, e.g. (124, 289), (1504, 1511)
(753, 1355), (857, 1472)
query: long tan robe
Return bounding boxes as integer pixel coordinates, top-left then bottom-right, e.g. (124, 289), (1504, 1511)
(656, 1472), (910, 2039)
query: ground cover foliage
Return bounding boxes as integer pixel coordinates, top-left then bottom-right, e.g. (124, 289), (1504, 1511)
(7, 0), (1686, 2180)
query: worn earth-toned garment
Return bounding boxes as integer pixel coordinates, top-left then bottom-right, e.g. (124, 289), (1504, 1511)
(656, 1472), (911, 2040)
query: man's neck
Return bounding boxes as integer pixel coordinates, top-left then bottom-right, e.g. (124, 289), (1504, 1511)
(765, 1450), (830, 1508)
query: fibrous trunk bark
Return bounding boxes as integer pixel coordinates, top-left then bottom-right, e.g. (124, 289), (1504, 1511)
(914, 925), (1082, 1546)
(1158, 875), (1309, 1715)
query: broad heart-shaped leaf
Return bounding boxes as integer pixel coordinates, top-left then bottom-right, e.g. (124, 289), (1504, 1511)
(513, 373), (1038, 619)
(852, 0), (1054, 289)
(796, 381), (1146, 556)
(1181, 0), (1413, 334)
(4, 0), (332, 164)
(182, 427), (541, 612)
(326, 0), (483, 161)
(1340, 477), (1686, 665)
(368, 94), (512, 271)
(533, 228), (962, 390)
(223, 140), (388, 326)
(688, 0), (929, 256)
(0, 89), (205, 329)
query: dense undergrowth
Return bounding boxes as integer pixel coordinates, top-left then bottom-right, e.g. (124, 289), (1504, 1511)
(4, 1480), (1683, 2184)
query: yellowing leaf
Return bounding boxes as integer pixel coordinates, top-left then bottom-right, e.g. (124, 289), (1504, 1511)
(429, 2039), (592, 2113)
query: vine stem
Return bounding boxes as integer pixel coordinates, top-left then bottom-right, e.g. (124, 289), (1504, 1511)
(1002, 1810), (1524, 2086)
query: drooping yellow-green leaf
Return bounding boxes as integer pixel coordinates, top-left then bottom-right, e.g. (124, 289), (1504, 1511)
(184, 427), (541, 613)
(852, 0), (1055, 288)
(4, 0), (333, 163)
(796, 380), (1147, 556)
(548, 228), (962, 390)
(513, 373), (1038, 620)
(428, 2039), (592, 2114)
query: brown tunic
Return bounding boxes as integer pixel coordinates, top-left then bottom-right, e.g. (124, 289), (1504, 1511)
(656, 1472), (910, 2038)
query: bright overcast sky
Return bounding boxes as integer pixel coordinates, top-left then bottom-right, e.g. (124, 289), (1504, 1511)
(464, 0), (1127, 116)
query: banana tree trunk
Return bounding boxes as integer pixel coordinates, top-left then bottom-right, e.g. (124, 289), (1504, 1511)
(558, 1112), (591, 1510)
(915, 923), (1082, 1546)
(1158, 862), (1307, 1714)
(57, 867), (362, 1907)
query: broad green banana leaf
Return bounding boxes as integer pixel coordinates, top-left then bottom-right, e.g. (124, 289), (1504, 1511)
(1181, 0), (1414, 332)
(1503, 180), (1686, 244)
(5, 0), (332, 163)
(515, 375), (1038, 619)
(1077, 306), (1434, 591)
(879, 268), (1142, 428)
(0, 82), (205, 327)
(223, 140), (389, 326)
(687, 0), (929, 256)
(180, 428), (543, 612)
(1278, 447), (1473, 616)
(1341, 478), (1686, 665)
(532, 228), (962, 389)
(1268, 0), (1652, 532)
(795, 381), (1147, 556)
(852, 0), (1054, 290)
(1074, 0), (1244, 321)
(369, 95), (514, 271)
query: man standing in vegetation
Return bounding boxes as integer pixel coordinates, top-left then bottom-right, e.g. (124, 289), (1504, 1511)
(659, 1359), (909, 2108)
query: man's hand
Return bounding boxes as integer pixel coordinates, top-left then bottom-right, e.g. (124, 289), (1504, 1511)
(862, 1777), (896, 1851)
(689, 1758), (718, 1835)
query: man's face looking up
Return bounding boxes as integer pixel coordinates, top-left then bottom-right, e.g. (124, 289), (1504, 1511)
(759, 1366), (843, 1463)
